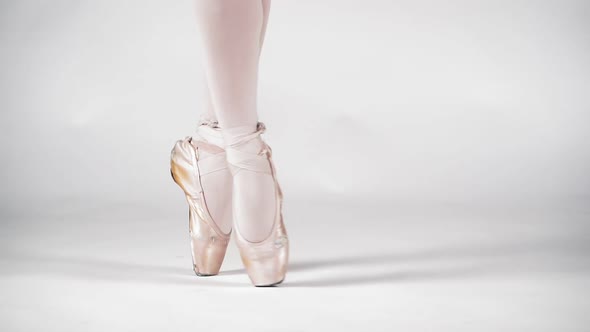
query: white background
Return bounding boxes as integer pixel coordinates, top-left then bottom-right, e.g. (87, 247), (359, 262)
(1, 1), (589, 331)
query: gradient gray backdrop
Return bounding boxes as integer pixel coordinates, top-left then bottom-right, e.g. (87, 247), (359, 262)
(1, 0), (589, 331)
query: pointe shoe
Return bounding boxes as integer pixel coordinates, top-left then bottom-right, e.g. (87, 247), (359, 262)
(170, 122), (232, 276)
(224, 122), (289, 286)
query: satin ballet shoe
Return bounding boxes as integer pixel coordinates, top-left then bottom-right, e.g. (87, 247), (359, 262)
(170, 122), (232, 276)
(224, 122), (289, 287)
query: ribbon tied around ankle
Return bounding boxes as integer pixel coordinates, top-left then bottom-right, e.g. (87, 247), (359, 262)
(224, 122), (272, 176)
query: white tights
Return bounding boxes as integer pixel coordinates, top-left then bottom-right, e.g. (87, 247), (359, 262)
(195, 0), (276, 242)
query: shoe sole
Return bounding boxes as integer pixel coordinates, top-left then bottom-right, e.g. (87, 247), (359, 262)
(254, 278), (284, 287)
(195, 272), (217, 277)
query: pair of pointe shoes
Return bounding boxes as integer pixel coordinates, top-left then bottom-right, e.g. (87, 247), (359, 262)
(169, 121), (288, 287)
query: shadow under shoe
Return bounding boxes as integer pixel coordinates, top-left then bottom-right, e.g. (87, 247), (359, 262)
(225, 122), (290, 286)
(170, 136), (232, 276)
